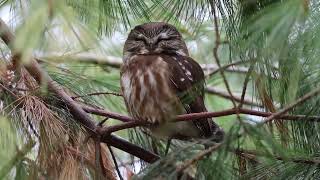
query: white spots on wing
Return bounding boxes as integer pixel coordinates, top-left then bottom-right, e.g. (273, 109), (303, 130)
(185, 70), (193, 81)
(177, 59), (194, 82)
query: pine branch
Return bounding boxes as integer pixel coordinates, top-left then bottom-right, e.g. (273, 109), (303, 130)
(0, 18), (159, 164)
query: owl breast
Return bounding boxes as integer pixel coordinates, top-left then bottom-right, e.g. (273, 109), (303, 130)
(121, 55), (181, 124)
(121, 55), (202, 139)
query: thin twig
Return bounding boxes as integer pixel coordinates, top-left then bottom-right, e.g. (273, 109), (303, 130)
(209, 1), (242, 125)
(205, 86), (263, 107)
(107, 145), (124, 180)
(238, 61), (256, 108)
(205, 60), (249, 77)
(71, 92), (122, 100)
(202, 61), (249, 76)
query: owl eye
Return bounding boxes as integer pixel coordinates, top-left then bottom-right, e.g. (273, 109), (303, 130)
(134, 37), (147, 43)
(154, 36), (176, 46)
(158, 36), (172, 41)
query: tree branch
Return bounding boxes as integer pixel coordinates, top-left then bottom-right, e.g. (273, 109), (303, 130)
(0, 18), (159, 164)
(94, 107), (320, 136)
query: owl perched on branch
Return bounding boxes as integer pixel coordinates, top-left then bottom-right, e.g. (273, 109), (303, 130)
(121, 22), (224, 143)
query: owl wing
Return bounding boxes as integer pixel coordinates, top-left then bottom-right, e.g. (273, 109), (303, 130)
(160, 54), (214, 138)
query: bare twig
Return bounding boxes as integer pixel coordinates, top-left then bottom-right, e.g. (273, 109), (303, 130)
(238, 61), (256, 108)
(82, 105), (134, 123)
(107, 145), (124, 180)
(205, 86), (263, 107)
(72, 92), (122, 100)
(201, 62), (249, 76)
(209, 1), (239, 118)
(204, 60), (250, 77)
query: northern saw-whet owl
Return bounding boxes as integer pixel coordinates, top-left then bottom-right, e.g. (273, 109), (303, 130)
(121, 22), (224, 142)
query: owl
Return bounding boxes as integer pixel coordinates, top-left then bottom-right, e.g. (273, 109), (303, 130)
(121, 22), (224, 142)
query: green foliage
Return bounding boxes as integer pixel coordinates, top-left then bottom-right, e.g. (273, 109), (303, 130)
(1, 0), (320, 179)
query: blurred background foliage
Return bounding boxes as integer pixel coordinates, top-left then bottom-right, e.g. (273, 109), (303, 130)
(1, 0), (320, 179)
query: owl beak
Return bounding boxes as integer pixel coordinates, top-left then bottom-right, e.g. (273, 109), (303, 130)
(148, 41), (155, 51)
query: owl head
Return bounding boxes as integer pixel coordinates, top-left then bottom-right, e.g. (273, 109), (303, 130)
(123, 22), (189, 60)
